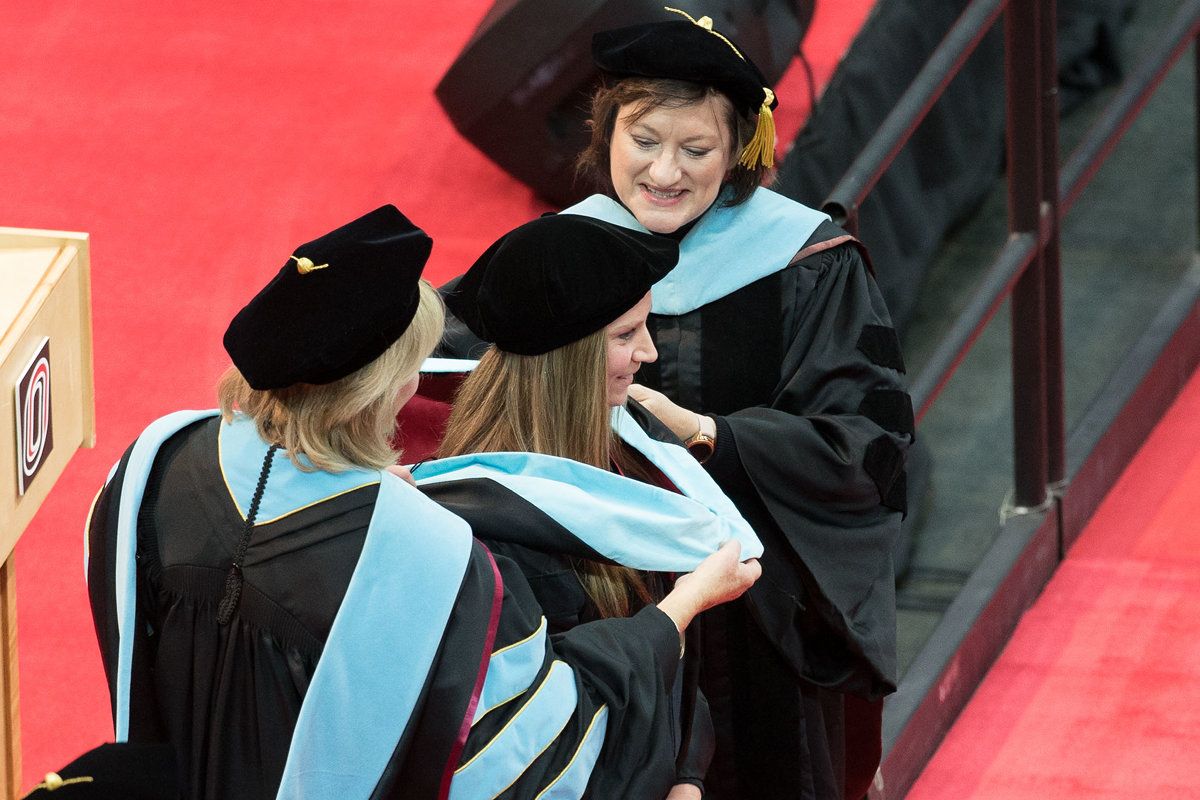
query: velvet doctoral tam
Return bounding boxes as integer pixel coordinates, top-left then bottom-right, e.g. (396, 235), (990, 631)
(223, 204), (430, 390)
(592, 17), (777, 121)
(445, 214), (678, 356)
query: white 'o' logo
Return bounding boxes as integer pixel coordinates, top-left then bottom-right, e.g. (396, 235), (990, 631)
(21, 357), (50, 477)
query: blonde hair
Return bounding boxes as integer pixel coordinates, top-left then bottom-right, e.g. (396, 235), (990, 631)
(218, 280), (444, 473)
(439, 332), (651, 619)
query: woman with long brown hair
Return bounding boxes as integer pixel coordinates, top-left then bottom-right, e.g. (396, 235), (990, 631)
(427, 212), (762, 800)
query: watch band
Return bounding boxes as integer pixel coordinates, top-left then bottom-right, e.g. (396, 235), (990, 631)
(684, 415), (716, 463)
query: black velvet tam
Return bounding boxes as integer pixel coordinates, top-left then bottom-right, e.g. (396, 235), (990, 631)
(593, 18), (777, 119)
(445, 215), (678, 356)
(23, 743), (180, 799)
(223, 205), (430, 390)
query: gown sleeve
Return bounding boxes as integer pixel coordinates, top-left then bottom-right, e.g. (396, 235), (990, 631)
(479, 539), (714, 794)
(460, 552), (685, 800)
(704, 240), (913, 698)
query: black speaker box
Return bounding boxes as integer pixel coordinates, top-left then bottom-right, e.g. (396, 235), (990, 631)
(436, 0), (815, 206)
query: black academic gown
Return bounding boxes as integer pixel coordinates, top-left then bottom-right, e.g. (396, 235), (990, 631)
(634, 219), (911, 800)
(439, 219), (911, 800)
(87, 416), (688, 800)
(420, 402), (717, 794)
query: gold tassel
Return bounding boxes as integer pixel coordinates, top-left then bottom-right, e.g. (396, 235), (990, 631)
(661, 7), (777, 169)
(739, 88), (776, 170)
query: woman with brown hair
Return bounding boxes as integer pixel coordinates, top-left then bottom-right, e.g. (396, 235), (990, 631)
(429, 212), (764, 799)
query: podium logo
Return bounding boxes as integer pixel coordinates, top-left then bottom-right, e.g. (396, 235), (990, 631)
(15, 337), (53, 496)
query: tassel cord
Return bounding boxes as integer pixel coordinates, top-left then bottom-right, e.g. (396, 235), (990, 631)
(217, 444), (279, 625)
(739, 90), (777, 170)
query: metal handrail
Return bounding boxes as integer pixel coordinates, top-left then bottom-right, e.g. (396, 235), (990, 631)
(820, 0), (1008, 230)
(1060, 0), (1200, 214)
(821, 0), (1200, 508)
(908, 0), (1200, 449)
(910, 233), (1038, 422)
(819, 1), (1200, 794)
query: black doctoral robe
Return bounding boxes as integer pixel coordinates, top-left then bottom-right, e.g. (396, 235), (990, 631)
(636, 219), (911, 800)
(420, 401), (718, 793)
(86, 416), (690, 800)
(438, 219), (912, 800)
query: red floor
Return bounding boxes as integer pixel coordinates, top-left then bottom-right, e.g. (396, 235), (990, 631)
(1, 0), (873, 790)
(907, 366), (1200, 800)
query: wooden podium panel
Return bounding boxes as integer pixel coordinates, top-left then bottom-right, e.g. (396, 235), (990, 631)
(0, 228), (95, 799)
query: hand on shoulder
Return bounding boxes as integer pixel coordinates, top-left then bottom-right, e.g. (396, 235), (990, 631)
(629, 384), (699, 440)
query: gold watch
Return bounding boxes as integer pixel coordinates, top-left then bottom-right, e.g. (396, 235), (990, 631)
(684, 415), (716, 463)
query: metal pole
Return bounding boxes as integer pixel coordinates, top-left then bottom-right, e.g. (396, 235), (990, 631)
(1006, 0), (1049, 509)
(819, 0), (1008, 224)
(843, 206), (859, 237)
(910, 233), (1038, 423)
(1041, 0), (1065, 488)
(1059, 0), (1200, 214)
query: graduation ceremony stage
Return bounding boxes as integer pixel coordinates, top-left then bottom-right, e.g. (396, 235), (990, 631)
(0, 0), (870, 789)
(2, 0), (1198, 796)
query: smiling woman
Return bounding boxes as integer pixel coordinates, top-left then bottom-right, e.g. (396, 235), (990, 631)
(606, 291), (657, 406)
(559, 11), (916, 800)
(438, 213), (766, 799)
(579, 78), (761, 233)
(607, 91), (736, 233)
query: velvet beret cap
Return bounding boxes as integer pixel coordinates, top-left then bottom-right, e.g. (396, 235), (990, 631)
(445, 215), (678, 356)
(592, 17), (777, 121)
(23, 742), (180, 799)
(224, 205), (430, 390)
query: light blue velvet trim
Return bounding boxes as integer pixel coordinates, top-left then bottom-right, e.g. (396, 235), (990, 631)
(561, 189), (829, 315)
(85, 460), (124, 580)
(473, 617), (548, 725)
(610, 405), (747, 525)
(450, 660), (577, 800)
(414, 450), (761, 569)
(534, 706), (609, 800)
(112, 409), (220, 740)
(421, 357), (480, 373)
(218, 416), (379, 525)
(84, 461), (124, 579)
(277, 471), (475, 799)
(110, 415), (480, 797)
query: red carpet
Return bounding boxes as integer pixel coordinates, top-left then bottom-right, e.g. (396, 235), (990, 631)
(1, 0), (872, 790)
(907, 366), (1200, 800)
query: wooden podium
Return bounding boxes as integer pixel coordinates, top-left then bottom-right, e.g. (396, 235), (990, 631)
(0, 228), (95, 798)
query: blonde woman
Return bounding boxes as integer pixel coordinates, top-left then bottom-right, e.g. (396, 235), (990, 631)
(86, 207), (754, 800)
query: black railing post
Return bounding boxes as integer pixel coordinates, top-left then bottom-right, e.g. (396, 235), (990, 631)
(1041, 0), (1065, 488)
(843, 207), (859, 237)
(1006, 0), (1049, 509)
